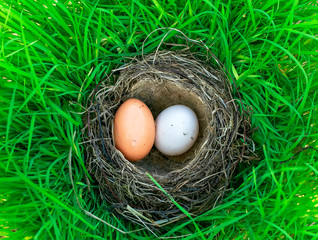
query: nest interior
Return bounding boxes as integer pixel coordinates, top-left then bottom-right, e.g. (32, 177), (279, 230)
(84, 50), (252, 227)
(127, 79), (210, 175)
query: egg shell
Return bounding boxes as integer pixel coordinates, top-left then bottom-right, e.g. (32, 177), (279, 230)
(155, 105), (199, 156)
(113, 98), (155, 161)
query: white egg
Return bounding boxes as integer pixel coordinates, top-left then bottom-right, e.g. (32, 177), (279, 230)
(155, 105), (199, 156)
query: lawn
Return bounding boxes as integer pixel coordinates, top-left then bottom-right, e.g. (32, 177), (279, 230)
(0, 0), (318, 239)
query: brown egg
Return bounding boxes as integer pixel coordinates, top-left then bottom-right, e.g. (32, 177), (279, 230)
(113, 98), (155, 161)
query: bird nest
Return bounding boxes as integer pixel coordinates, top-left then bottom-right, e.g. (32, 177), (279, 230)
(83, 50), (253, 229)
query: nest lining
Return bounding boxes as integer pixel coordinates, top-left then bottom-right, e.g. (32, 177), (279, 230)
(84, 50), (251, 227)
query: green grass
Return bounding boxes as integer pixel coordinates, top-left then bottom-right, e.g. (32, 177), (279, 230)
(0, 0), (318, 239)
